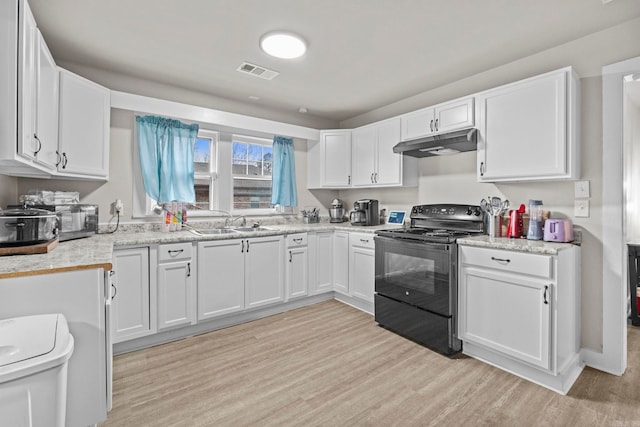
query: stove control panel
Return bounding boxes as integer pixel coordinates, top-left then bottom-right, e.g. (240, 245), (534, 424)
(410, 204), (484, 222)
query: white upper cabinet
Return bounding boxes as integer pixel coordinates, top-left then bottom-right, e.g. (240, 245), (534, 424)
(352, 118), (410, 187)
(58, 68), (110, 179)
(18, 1), (58, 170)
(319, 130), (352, 187)
(476, 67), (579, 182)
(400, 97), (474, 141)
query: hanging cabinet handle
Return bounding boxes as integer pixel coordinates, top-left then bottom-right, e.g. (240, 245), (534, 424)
(543, 285), (549, 304)
(246, 240), (250, 253)
(348, 175), (351, 185)
(289, 250), (292, 262)
(33, 134), (42, 156)
(241, 240), (245, 253)
(187, 262), (191, 277)
(371, 173), (374, 183)
(429, 120), (434, 132)
(111, 283), (117, 299)
(434, 118), (439, 131)
(374, 172), (378, 183)
(56, 150), (62, 167)
(480, 162), (485, 177)
(62, 152), (68, 169)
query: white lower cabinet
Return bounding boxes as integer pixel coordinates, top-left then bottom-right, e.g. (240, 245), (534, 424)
(333, 231), (350, 294)
(111, 247), (152, 343)
(245, 235), (285, 308)
(458, 244), (582, 394)
(157, 242), (196, 330)
(198, 235), (284, 316)
(349, 232), (375, 303)
(197, 239), (245, 319)
(285, 233), (308, 300)
(308, 231), (334, 294)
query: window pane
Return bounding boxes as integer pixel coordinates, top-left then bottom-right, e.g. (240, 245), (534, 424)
(232, 160), (247, 175)
(194, 138), (211, 173)
(232, 142), (247, 160)
(233, 178), (272, 209)
(248, 144), (262, 162)
(188, 178), (211, 210)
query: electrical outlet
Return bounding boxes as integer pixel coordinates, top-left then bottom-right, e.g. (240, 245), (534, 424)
(115, 199), (124, 215)
(575, 199), (589, 218)
(574, 180), (590, 198)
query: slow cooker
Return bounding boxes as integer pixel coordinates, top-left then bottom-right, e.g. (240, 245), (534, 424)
(0, 208), (59, 247)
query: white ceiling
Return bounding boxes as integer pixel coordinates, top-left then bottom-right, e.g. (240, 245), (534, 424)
(28, 0), (640, 122)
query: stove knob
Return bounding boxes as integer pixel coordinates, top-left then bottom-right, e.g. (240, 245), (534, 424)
(474, 208), (482, 216)
(418, 207), (424, 214)
(466, 207), (473, 216)
(412, 207), (418, 214)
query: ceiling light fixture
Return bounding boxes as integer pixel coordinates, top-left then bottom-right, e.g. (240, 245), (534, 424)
(260, 32), (307, 59)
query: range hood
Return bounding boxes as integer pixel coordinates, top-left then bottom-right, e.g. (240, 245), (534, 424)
(392, 127), (477, 158)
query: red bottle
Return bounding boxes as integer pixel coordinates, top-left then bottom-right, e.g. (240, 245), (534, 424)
(507, 204), (526, 238)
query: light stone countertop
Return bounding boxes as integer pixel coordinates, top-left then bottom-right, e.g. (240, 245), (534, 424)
(0, 222), (400, 278)
(457, 235), (578, 255)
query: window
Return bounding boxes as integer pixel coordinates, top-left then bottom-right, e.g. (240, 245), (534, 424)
(187, 130), (218, 212)
(231, 135), (272, 210)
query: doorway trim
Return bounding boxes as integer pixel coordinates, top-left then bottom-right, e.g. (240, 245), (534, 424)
(585, 55), (640, 375)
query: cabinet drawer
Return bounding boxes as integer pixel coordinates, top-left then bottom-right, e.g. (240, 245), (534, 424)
(460, 246), (552, 279)
(349, 233), (375, 250)
(158, 242), (192, 262)
(286, 233), (307, 247)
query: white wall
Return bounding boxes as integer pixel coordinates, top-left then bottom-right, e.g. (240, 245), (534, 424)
(0, 175), (18, 208)
(624, 82), (640, 243)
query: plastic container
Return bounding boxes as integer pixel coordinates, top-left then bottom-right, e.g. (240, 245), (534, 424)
(527, 200), (544, 240)
(0, 314), (74, 427)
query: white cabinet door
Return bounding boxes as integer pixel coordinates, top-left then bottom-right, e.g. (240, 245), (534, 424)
(401, 106), (435, 141)
(349, 233), (375, 303)
(477, 69), (577, 182)
(58, 68), (110, 178)
(157, 260), (195, 329)
(351, 125), (377, 186)
(332, 231), (349, 295)
(245, 236), (284, 309)
(17, 0), (38, 162)
(320, 130), (352, 187)
(112, 247), (151, 343)
(34, 31), (58, 168)
(286, 245), (308, 299)
(459, 265), (551, 370)
(197, 239), (245, 319)
(375, 118), (402, 186)
(435, 97), (474, 133)
(315, 232), (334, 294)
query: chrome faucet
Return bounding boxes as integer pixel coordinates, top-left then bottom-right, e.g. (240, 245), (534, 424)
(224, 215), (246, 227)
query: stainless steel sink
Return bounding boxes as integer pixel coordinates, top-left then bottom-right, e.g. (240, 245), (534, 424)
(189, 228), (238, 236)
(232, 226), (272, 232)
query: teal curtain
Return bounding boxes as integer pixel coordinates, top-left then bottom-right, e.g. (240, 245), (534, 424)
(271, 136), (297, 207)
(136, 115), (199, 203)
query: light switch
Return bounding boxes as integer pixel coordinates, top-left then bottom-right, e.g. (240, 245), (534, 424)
(575, 199), (589, 218)
(574, 180), (590, 198)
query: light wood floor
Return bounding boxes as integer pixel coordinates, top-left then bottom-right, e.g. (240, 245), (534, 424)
(101, 300), (640, 426)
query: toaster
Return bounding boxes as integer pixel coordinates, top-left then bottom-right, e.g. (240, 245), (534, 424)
(543, 219), (574, 243)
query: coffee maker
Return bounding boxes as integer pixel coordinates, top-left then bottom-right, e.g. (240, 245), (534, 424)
(349, 199), (380, 226)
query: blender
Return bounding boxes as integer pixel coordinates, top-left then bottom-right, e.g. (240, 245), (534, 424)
(329, 199), (346, 223)
(526, 200), (544, 240)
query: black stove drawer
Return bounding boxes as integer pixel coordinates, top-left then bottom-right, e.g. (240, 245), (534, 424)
(375, 294), (461, 355)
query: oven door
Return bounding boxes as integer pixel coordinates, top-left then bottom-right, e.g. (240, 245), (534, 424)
(374, 235), (456, 316)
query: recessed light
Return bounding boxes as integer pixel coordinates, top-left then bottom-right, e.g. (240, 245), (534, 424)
(260, 32), (307, 59)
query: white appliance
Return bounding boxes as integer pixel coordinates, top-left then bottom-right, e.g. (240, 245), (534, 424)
(0, 314), (74, 427)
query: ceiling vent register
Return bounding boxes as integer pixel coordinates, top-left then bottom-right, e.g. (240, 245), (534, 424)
(236, 62), (279, 80)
